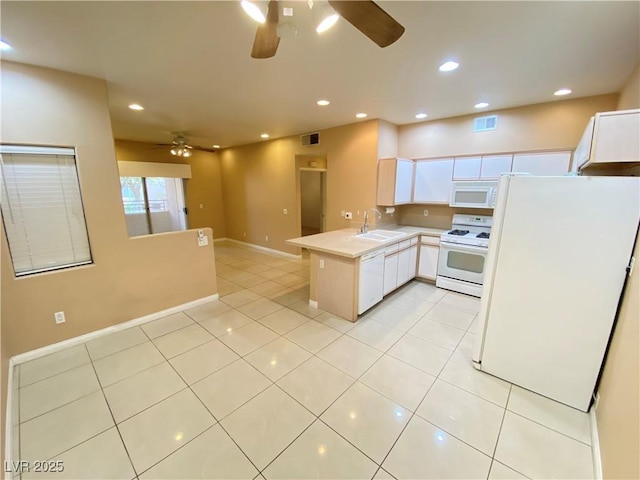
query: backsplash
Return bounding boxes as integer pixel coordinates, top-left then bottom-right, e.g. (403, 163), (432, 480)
(395, 204), (494, 230)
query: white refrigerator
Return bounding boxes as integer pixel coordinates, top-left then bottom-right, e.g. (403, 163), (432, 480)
(473, 174), (640, 411)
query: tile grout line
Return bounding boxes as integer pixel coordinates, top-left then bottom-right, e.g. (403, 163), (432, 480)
(136, 320), (267, 478)
(83, 342), (139, 478)
(487, 384), (514, 479)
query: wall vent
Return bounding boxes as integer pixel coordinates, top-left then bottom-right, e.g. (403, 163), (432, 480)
(300, 132), (320, 146)
(473, 115), (498, 132)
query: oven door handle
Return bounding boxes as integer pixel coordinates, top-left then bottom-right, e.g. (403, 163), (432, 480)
(439, 242), (488, 253)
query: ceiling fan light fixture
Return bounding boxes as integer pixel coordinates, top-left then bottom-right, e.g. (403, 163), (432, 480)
(241, 0), (268, 24)
(182, 149), (192, 157)
(170, 148), (178, 156)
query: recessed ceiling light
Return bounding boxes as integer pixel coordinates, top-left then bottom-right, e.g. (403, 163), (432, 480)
(128, 103), (144, 111)
(260, 133), (270, 139)
(415, 113), (428, 119)
(0, 40), (12, 51)
(554, 88), (572, 96)
(212, 144), (221, 149)
(474, 102), (489, 109)
(317, 99), (330, 106)
(439, 61), (459, 72)
(355, 113), (368, 119)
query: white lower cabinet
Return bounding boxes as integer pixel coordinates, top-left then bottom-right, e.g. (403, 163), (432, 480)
(418, 237), (440, 280)
(383, 251), (399, 295)
(397, 244), (418, 286)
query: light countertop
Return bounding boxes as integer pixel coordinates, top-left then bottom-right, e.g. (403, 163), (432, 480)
(286, 225), (447, 259)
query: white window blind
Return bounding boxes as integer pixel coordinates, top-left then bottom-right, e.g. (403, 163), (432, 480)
(0, 145), (92, 276)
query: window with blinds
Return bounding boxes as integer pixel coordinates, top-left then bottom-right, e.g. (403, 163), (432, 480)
(0, 145), (93, 276)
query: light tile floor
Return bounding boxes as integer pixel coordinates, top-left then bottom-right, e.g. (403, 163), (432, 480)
(9, 241), (594, 479)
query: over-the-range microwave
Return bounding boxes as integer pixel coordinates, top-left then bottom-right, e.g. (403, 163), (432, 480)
(450, 181), (498, 208)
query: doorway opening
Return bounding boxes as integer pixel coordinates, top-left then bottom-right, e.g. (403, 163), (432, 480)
(299, 168), (326, 236)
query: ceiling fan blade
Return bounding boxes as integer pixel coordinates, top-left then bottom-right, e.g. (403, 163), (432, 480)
(251, 0), (280, 58)
(328, 0), (404, 48)
(192, 146), (218, 153)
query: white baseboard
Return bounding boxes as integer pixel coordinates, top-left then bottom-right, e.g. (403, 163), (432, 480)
(10, 293), (219, 366)
(308, 299), (319, 309)
(213, 237), (228, 243)
(4, 293), (220, 467)
(4, 357), (16, 471)
(589, 408), (603, 480)
(223, 238), (302, 259)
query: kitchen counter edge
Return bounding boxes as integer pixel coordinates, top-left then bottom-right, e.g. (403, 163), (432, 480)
(285, 226), (446, 259)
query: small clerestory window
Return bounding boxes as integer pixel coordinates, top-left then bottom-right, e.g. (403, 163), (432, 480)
(0, 145), (93, 276)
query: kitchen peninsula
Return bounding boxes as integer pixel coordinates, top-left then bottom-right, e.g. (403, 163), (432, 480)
(286, 226), (444, 321)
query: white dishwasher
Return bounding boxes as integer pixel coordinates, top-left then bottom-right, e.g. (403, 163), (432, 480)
(358, 249), (385, 314)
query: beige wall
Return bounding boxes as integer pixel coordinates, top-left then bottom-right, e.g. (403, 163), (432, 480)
(0, 61), (217, 357)
(596, 232), (640, 479)
(219, 120), (379, 255)
(378, 119), (399, 158)
(617, 64), (640, 110)
(398, 94), (618, 159)
(114, 139), (227, 238)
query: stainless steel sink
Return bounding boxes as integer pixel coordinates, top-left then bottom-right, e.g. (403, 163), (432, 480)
(354, 230), (406, 241)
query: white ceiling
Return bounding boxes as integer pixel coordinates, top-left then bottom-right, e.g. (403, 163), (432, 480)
(2, 1), (639, 149)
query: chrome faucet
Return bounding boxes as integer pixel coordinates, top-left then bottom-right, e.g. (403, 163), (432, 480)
(361, 208), (382, 234)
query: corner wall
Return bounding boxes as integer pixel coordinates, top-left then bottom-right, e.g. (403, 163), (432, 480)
(398, 94), (618, 159)
(617, 63), (639, 110)
(114, 139), (227, 238)
(219, 120), (379, 255)
(596, 232), (639, 479)
(0, 61), (218, 357)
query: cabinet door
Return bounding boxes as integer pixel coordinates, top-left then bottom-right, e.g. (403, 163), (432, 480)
(394, 159), (414, 204)
(396, 248), (412, 286)
(591, 111), (640, 165)
(383, 254), (399, 295)
(409, 245), (418, 281)
(453, 156), (482, 180)
(414, 159), (454, 204)
(480, 155), (513, 179)
(512, 151), (571, 176)
(418, 245), (440, 280)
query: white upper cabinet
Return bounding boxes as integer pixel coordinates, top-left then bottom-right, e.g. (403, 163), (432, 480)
(453, 156), (482, 180)
(512, 151), (571, 176)
(480, 155), (513, 179)
(414, 158), (454, 204)
(376, 158), (414, 206)
(576, 109), (640, 170)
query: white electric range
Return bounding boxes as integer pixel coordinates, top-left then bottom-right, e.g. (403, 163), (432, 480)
(436, 214), (493, 297)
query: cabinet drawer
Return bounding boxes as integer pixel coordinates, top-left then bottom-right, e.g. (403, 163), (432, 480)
(420, 235), (440, 246)
(385, 243), (399, 255)
(398, 239), (411, 250)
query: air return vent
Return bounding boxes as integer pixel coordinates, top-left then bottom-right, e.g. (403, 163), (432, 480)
(300, 132), (320, 146)
(473, 115), (498, 132)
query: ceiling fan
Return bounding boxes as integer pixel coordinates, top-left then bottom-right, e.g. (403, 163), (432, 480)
(247, 0), (405, 59)
(153, 134), (217, 157)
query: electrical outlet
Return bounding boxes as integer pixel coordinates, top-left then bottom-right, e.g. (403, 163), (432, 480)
(197, 229), (208, 247)
(265, 235), (269, 241)
(283, 208), (288, 215)
(199, 204), (204, 209)
(319, 259), (325, 269)
(345, 212), (352, 219)
(243, 232), (246, 237)
(423, 209), (429, 216)
(54, 311), (66, 324)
